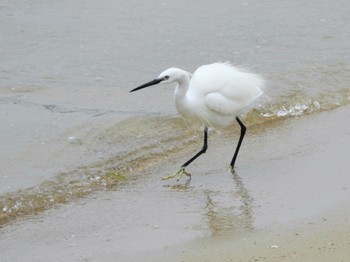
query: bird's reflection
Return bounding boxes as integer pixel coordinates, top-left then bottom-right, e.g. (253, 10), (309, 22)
(204, 170), (254, 236)
(231, 170), (254, 230)
(163, 169), (254, 237)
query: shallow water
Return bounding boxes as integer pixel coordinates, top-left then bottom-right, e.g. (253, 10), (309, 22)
(1, 84), (349, 226)
(1, 0), (350, 259)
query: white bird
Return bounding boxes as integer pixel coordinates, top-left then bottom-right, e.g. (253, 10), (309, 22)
(130, 62), (264, 181)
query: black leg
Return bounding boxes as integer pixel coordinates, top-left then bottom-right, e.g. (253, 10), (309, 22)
(181, 127), (208, 168)
(230, 117), (246, 169)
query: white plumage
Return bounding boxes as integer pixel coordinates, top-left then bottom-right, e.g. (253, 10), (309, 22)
(171, 63), (264, 128)
(130, 62), (265, 181)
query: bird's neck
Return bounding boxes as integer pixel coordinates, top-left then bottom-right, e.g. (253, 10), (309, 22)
(174, 72), (191, 98)
(174, 73), (192, 120)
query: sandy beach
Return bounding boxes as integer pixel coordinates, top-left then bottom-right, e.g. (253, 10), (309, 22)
(1, 0), (350, 261)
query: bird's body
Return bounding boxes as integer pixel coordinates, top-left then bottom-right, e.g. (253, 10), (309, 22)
(130, 62), (264, 181)
(172, 63), (264, 128)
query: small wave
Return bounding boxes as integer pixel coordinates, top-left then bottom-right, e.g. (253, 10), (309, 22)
(245, 87), (350, 126)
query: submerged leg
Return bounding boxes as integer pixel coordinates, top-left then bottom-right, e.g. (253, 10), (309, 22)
(163, 127), (208, 181)
(230, 117), (246, 170)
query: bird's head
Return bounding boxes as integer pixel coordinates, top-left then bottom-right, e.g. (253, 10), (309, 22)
(130, 68), (191, 93)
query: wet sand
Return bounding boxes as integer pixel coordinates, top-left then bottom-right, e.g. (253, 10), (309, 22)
(1, 105), (350, 261)
(161, 211), (350, 262)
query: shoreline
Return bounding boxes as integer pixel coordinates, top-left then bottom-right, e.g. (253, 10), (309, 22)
(0, 106), (350, 261)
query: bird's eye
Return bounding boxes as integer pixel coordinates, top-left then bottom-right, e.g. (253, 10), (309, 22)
(164, 76), (169, 80)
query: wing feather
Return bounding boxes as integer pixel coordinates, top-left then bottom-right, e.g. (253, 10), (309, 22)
(191, 62), (264, 116)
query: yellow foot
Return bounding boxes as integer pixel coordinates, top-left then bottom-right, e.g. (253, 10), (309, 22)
(162, 167), (191, 181)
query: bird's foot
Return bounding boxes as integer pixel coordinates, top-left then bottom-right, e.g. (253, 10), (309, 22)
(162, 167), (191, 182)
(229, 165), (235, 174)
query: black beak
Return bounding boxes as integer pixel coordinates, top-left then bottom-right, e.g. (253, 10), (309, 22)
(130, 78), (164, 93)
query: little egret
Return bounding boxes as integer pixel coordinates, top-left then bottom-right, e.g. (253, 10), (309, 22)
(130, 62), (264, 181)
